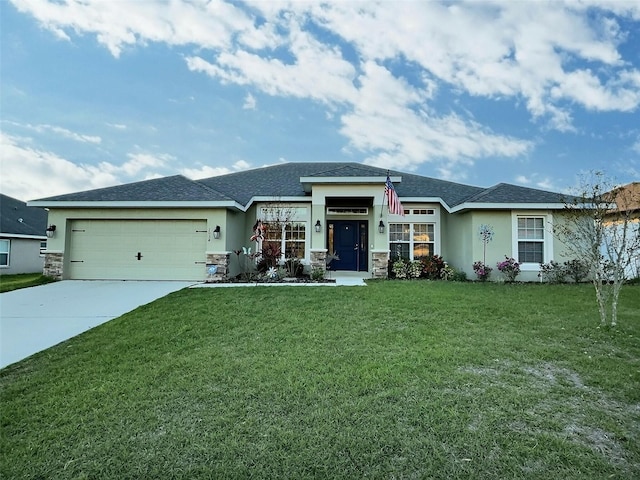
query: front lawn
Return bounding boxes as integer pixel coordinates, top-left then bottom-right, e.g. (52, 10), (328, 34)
(1, 282), (638, 479)
(0, 273), (54, 293)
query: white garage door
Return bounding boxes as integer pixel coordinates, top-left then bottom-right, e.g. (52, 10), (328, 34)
(68, 219), (207, 280)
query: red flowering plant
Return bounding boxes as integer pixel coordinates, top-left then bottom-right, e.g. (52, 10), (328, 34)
(496, 256), (520, 282)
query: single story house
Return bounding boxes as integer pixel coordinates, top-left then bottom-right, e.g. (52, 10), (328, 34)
(29, 162), (576, 282)
(1, 194), (48, 275)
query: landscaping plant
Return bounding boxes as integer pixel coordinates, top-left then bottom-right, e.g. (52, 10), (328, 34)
(496, 256), (520, 282)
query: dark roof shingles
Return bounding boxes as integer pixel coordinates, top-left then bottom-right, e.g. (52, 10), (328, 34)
(31, 162), (567, 208)
(1, 194), (48, 236)
(35, 175), (231, 202)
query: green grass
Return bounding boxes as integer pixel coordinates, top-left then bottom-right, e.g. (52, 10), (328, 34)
(0, 273), (55, 293)
(1, 282), (639, 479)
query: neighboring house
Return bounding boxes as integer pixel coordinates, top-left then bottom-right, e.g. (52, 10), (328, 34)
(604, 182), (640, 279)
(29, 162), (577, 282)
(0, 194), (48, 275)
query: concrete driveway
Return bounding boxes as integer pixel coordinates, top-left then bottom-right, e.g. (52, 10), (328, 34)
(0, 280), (194, 369)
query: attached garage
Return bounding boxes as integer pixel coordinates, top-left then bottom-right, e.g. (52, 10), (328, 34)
(67, 219), (207, 280)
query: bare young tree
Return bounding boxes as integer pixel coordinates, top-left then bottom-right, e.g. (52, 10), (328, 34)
(554, 172), (640, 327)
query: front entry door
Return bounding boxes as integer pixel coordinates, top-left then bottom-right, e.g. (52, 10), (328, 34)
(329, 221), (368, 271)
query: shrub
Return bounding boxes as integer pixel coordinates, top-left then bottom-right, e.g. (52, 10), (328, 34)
(539, 260), (566, 284)
(419, 255), (446, 280)
(284, 258), (304, 277)
(496, 256), (520, 282)
(472, 261), (492, 281)
(257, 242), (282, 273)
(392, 259), (421, 279)
(563, 259), (589, 283)
(441, 263), (455, 281)
(311, 267), (325, 281)
(451, 270), (468, 282)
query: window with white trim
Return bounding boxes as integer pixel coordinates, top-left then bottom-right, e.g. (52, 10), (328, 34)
(263, 221), (307, 259)
(40, 241), (47, 256)
(389, 223), (434, 260)
(517, 216), (545, 263)
(0, 239), (10, 267)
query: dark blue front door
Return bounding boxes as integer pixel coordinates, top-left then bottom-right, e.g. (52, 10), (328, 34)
(329, 221), (368, 271)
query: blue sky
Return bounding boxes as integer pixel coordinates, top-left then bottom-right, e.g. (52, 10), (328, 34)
(1, 0), (639, 201)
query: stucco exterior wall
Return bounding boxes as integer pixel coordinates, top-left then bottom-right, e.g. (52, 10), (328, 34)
(0, 237), (45, 275)
(441, 211), (472, 275)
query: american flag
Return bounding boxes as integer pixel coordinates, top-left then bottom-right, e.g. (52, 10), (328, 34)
(385, 176), (405, 216)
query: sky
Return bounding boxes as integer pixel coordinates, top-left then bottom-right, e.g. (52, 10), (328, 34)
(1, 0), (640, 202)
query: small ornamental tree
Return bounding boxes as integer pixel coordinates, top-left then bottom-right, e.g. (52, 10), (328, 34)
(554, 172), (640, 327)
(473, 224), (494, 281)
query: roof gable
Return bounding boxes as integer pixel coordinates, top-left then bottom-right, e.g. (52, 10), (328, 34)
(463, 183), (567, 204)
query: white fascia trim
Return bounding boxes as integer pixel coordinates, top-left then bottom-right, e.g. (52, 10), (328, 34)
(450, 202), (566, 213)
(27, 201), (244, 210)
(401, 198), (452, 212)
(243, 197), (312, 211)
(0, 233), (47, 240)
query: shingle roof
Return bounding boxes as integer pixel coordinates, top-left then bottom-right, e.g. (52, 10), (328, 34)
(31, 162), (568, 209)
(462, 183), (567, 204)
(1, 194), (48, 237)
(35, 175), (232, 202)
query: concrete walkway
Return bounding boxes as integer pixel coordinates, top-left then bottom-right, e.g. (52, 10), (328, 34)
(0, 280), (193, 369)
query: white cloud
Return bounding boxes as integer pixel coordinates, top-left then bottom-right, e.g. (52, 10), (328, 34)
(106, 123), (127, 130)
(242, 93), (257, 110)
(9, 0), (640, 171)
(0, 133), (172, 200)
(181, 160), (251, 180)
(8, 121), (102, 144)
(0, 132), (119, 200)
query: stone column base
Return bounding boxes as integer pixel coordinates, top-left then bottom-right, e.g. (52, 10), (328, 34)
(310, 249), (328, 274)
(43, 252), (64, 280)
(206, 252), (231, 282)
(371, 250), (389, 279)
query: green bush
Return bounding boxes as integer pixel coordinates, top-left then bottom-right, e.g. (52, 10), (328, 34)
(539, 260), (566, 284)
(563, 259), (590, 283)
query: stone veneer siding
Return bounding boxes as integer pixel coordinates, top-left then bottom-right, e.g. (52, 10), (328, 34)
(206, 252), (230, 282)
(371, 251), (389, 279)
(43, 252), (64, 280)
(310, 249), (327, 274)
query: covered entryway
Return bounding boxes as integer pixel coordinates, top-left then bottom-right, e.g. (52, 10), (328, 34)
(67, 219), (207, 280)
(328, 220), (368, 271)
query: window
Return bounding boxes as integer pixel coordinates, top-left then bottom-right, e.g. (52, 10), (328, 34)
(40, 241), (47, 256)
(389, 223), (434, 260)
(263, 221), (307, 259)
(411, 209), (435, 215)
(517, 216), (545, 264)
(0, 239), (9, 267)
